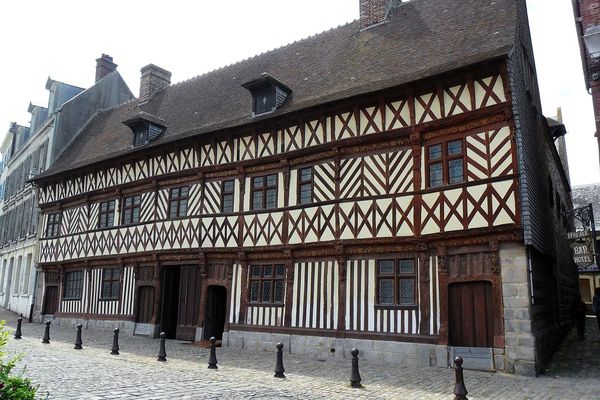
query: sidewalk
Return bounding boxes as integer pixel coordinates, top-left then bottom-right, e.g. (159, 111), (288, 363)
(1, 309), (600, 399)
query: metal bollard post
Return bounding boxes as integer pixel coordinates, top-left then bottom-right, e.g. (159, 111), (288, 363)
(274, 342), (285, 378)
(111, 328), (120, 355)
(74, 324), (83, 350)
(207, 336), (218, 369)
(453, 356), (468, 400)
(349, 348), (362, 388)
(42, 321), (51, 344)
(157, 332), (167, 362)
(14, 317), (22, 339)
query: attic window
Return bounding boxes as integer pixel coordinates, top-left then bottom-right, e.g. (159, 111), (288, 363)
(242, 73), (291, 116)
(122, 112), (166, 147)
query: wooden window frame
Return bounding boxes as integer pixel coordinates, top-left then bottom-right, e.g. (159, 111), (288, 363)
(250, 174), (278, 211)
(121, 194), (141, 225)
(100, 268), (121, 300)
(168, 186), (189, 218)
(376, 258), (417, 308)
(221, 180), (235, 213)
(426, 138), (466, 189)
(98, 200), (116, 228)
(297, 167), (314, 205)
(45, 212), (61, 238)
(63, 270), (84, 300)
(248, 264), (285, 305)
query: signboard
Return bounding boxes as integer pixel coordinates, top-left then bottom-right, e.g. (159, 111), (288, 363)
(572, 241), (594, 266)
(566, 204), (598, 270)
(567, 230), (591, 240)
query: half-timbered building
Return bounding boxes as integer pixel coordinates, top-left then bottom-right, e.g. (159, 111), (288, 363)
(30, 0), (577, 375)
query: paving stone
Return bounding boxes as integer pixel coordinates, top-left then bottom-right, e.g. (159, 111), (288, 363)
(1, 309), (600, 399)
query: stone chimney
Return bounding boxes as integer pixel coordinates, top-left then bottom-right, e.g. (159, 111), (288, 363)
(359, 0), (399, 30)
(95, 54), (118, 83)
(139, 64), (172, 101)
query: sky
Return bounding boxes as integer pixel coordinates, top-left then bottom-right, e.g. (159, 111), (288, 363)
(0, 0), (598, 186)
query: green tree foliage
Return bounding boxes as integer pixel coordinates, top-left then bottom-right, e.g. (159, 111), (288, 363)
(0, 321), (36, 400)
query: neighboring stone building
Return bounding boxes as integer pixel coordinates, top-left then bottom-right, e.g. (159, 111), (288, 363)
(0, 55), (134, 318)
(572, 182), (600, 308)
(573, 0), (600, 167)
(31, 0), (576, 376)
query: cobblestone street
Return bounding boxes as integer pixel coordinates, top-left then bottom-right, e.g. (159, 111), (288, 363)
(2, 310), (600, 399)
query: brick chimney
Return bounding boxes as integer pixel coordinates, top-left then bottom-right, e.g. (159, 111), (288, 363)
(139, 64), (172, 100)
(360, 0), (399, 30)
(95, 54), (118, 83)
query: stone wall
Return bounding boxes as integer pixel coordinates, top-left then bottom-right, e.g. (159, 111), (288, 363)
(499, 242), (536, 376)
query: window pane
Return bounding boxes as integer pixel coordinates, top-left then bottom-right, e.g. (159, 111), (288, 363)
(429, 163), (443, 188)
(262, 281), (271, 302)
(103, 269), (111, 280)
(300, 184), (312, 205)
(113, 268), (121, 280)
(266, 189), (277, 209)
(132, 208), (140, 223)
(223, 180), (234, 193)
(250, 281), (259, 302)
(169, 202), (178, 218)
(125, 197), (132, 207)
(274, 280), (284, 303)
(108, 200), (115, 211)
(123, 209), (131, 224)
(102, 282), (111, 298)
(134, 195), (141, 205)
(379, 260), (395, 275)
(429, 144), (442, 160)
(275, 265), (285, 278)
(180, 186), (189, 196)
(448, 159), (464, 184)
(263, 265), (272, 277)
(399, 259), (414, 274)
(266, 175), (277, 186)
(379, 279), (394, 305)
(111, 281), (120, 298)
(107, 213), (114, 227)
(300, 168), (312, 181)
(170, 188), (178, 197)
(253, 177), (263, 188)
(252, 191), (263, 210)
(399, 278), (415, 305)
(447, 140), (462, 156)
(223, 195), (234, 212)
(179, 199), (188, 216)
(251, 266), (261, 277)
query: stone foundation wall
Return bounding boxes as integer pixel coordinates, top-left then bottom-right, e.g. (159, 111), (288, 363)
(224, 330), (448, 368)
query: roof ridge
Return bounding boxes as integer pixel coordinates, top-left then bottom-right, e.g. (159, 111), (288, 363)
(167, 19), (358, 90)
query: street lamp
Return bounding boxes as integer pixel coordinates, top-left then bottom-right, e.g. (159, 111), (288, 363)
(584, 25), (600, 58)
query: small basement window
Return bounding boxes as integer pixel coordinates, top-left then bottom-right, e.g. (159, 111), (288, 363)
(242, 73), (291, 117)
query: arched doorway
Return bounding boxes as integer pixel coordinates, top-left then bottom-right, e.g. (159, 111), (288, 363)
(203, 286), (227, 340)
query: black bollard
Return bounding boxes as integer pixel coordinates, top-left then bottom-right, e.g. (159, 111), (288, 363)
(14, 317), (22, 339)
(453, 356), (468, 400)
(42, 321), (51, 344)
(74, 324), (83, 350)
(349, 348), (362, 388)
(207, 336), (218, 369)
(111, 328), (120, 355)
(157, 332), (167, 362)
(274, 342), (285, 378)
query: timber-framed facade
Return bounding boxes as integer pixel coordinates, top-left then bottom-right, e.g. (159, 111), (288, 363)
(30, 0), (576, 376)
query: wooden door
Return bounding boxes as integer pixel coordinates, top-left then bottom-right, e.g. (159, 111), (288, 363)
(160, 267), (180, 339)
(42, 286), (59, 315)
(176, 265), (202, 341)
(136, 286), (155, 324)
(448, 281), (494, 347)
(204, 286), (227, 341)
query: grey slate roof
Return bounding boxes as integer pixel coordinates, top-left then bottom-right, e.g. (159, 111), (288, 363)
(34, 0), (518, 181)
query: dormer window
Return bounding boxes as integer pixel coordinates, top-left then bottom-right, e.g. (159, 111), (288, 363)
(122, 112), (167, 147)
(242, 73), (291, 116)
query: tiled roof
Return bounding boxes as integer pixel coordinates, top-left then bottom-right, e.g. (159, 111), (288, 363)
(35, 0), (518, 181)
